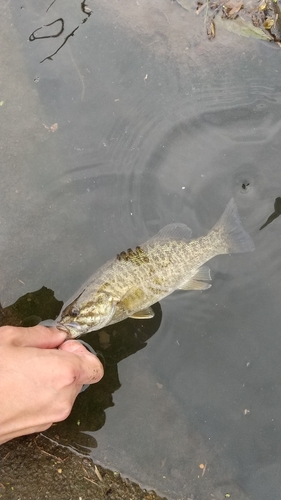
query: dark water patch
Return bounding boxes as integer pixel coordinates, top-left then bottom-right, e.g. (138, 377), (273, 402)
(0, 286), (62, 326)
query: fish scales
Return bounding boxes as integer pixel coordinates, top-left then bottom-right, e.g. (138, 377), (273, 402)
(55, 198), (254, 338)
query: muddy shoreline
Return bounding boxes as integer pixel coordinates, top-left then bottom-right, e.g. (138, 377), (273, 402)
(0, 434), (168, 500)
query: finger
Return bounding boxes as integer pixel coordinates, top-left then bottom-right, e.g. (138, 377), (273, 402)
(2, 325), (67, 348)
(77, 354), (104, 384)
(59, 340), (104, 385)
(0, 423), (53, 444)
(58, 339), (90, 355)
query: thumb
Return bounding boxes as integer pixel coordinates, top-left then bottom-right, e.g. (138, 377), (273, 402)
(58, 339), (91, 355)
(7, 325), (67, 348)
(59, 340), (104, 384)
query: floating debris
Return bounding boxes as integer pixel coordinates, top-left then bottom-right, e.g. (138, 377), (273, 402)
(43, 122), (58, 133)
(195, 0), (281, 43)
(199, 462), (207, 476)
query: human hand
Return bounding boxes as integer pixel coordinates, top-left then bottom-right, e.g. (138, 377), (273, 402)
(0, 325), (104, 444)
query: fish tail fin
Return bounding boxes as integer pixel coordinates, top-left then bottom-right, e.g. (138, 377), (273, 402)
(210, 198), (255, 254)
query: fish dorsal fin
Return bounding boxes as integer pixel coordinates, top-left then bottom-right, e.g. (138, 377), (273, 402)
(146, 223), (192, 244)
(129, 307), (155, 319)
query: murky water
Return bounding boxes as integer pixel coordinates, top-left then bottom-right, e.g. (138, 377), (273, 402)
(2, 1), (281, 498)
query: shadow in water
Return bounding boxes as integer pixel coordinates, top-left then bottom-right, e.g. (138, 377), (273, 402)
(45, 301), (162, 452)
(0, 285), (162, 453)
(0, 286), (63, 327)
(260, 196), (281, 230)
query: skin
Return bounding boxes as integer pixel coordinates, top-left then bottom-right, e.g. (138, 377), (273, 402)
(0, 325), (104, 445)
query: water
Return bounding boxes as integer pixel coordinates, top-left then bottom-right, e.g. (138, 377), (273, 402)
(2, 1), (281, 498)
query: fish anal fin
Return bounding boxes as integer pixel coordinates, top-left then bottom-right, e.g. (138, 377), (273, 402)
(179, 279), (212, 291)
(192, 265), (212, 282)
(129, 307), (155, 319)
(178, 266), (212, 291)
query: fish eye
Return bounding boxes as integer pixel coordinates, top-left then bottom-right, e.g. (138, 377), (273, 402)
(71, 308), (79, 317)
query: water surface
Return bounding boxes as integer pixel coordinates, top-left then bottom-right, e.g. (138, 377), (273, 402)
(2, 1), (281, 498)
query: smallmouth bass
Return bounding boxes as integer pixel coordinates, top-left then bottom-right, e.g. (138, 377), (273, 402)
(56, 199), (254, 338)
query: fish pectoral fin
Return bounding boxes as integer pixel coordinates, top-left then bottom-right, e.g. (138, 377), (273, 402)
(119, 288), (155, 319)
(118, 286), (146, 311)
(129, 307), (155, 319)
(178, 279), (212, 291)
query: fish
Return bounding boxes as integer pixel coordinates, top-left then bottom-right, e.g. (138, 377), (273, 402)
(55, 198), (254, 338)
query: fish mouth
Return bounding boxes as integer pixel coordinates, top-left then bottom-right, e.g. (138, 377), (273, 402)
(56, 323), (71, 334)
(56, 322), (83, 338)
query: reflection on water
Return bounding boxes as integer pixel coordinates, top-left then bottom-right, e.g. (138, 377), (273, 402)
(3, 0), (281, 498)
(0, 287), (62, 327)
(260, 196), (281, 230)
